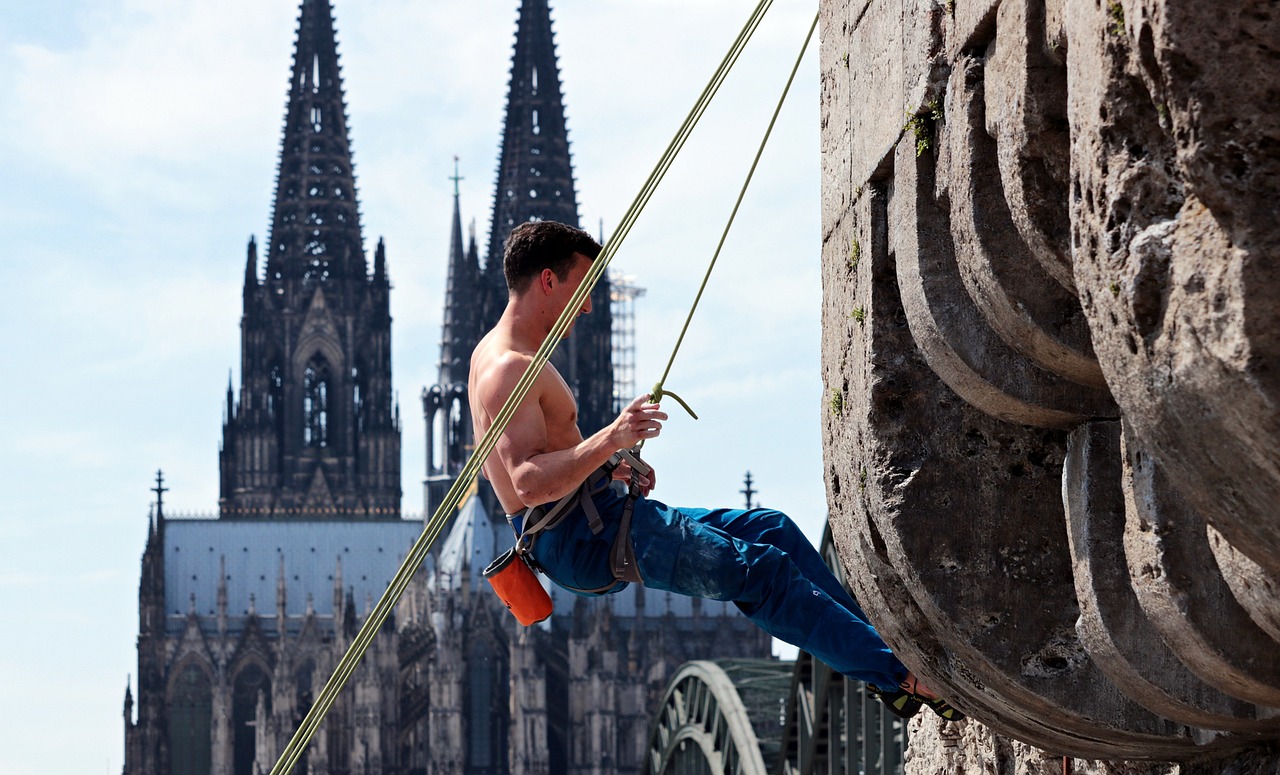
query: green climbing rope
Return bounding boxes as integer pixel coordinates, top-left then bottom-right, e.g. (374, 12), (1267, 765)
(266, 3), (782, 773)
(650, 11), (820, 423)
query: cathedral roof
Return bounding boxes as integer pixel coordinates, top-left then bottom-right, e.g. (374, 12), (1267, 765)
(432, 494), (505, 593)
(164, 518), (422, 624)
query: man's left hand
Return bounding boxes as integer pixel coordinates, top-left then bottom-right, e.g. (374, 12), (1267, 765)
(613, 461), (656, 497)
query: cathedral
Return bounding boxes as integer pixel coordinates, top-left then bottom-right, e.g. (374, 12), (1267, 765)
(122, 2), (772, 774)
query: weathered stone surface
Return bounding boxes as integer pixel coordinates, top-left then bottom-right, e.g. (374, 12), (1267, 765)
(907, 716), (1280, 775)
(1068, 0), (1280, 577)
(820, 0), (854, 244)
(948, 0), (1001, 61)
(905, 716), (1182, 775)
(820, 0), (1280, 767)
(847, 0), (950, 186)
(985, 0), (1075, 291)
(895, 132), (1114, 428)
(828, 175), (1196, 759)
(1207, 526), (1280, 647)
(1122, 425), (1280, 709)
(940, 54), (1106, 388)
(1065, 421), (1280, 737)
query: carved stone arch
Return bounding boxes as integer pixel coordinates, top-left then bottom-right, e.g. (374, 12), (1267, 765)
(294, 287), (345, 374)
(228, 644), (274, 688)
(166, 653), (217, 702)
(295, 612), (325, 649)
(296, 348), (340, 452)
(229, 656), (274, 775)
(166, 657), (215, 775)
(424, 384), (459, 478)
(292, 337), (345, 377)
(172, 614), (215, 671)
(423, 384), (444, 412)
(463, 600), (509, 771)
(290, 653), (320, 754)
(266, 353), (286, 422)
(444, 383), (471, 473)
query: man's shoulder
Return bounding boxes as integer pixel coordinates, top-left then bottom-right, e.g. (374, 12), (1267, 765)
(472, 345), (536, 394)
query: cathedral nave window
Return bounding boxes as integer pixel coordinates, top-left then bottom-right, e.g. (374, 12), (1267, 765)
(304, 357), (331, 447)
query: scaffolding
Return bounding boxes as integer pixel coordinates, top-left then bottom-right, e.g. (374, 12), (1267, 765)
(609, 270), (646, 412)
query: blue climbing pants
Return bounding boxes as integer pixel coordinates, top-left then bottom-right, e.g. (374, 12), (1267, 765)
(514, 485), (908, 690)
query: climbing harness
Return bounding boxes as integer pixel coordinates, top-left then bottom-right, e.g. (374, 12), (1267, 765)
(485, 448), (648, 621)
(482, 449), (647, 625)
(267, 3), (814, 773)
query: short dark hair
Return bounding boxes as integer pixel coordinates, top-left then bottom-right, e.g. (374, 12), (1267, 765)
(503, 220), (602, 294)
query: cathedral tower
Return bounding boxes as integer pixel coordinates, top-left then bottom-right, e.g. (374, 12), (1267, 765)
(423, 164), (483, 515)
(220, 0), (401, 519)
(484, 0), (615, 433)
(424, 0), (616, 515)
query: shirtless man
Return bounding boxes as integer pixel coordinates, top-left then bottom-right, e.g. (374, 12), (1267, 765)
(469, 220), (960, 721)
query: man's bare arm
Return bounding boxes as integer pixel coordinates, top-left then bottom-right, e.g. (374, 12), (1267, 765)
(481, 356), (666, 507)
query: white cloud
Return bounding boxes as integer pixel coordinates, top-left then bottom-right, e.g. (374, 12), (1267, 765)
(5, 1), (295, 209)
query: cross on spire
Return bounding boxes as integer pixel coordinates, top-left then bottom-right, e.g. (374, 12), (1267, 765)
(741, 471), (757, 510)
(152, 469), (169, 518)
(450, 155), (464, 198)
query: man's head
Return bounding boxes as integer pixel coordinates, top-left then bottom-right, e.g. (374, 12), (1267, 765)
(503, 221), (602, 295)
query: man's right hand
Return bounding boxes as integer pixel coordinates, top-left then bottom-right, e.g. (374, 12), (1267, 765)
(609, 394), (668, 450)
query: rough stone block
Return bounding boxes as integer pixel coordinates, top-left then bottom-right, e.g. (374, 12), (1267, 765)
(1206, 526), (1280, 647)
(1068, 0), (1280, 577)
(848, 0), (948, 187)
(893, 134), (1113, 428)
(986, 0), (1075, 291)
(940, 54), (1107, 388)
(1122, 423), (1280, 708)
(947, 0), (1001, 60)
(820, 0), (1280, 764)
(826, 141), (1194, 759)
(820, 0), (854, 243)
(1065, 420), (1280, 739)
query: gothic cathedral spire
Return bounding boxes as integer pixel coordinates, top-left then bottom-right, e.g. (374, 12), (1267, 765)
(483, 0), (581, 305)
(266, 0), (364, 287)
(482, 0), (615, 433)
(220, 0), (400, 519)
(439, 158), (482, 387)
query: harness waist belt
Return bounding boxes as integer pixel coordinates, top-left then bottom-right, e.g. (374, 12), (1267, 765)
(507, 448), (647, 594)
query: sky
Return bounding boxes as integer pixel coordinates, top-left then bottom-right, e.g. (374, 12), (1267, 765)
(0, 1), (824, 772)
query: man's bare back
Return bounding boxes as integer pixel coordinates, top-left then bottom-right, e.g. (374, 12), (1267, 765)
(468, 252), (665, 516)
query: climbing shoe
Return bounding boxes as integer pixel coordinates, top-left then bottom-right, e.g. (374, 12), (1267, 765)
(867, 685), (923, 719)
(921, 696), (965, 721)
(877, 675), (967, 722)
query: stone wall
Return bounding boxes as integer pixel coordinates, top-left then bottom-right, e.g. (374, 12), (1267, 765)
(818, 0), (1280, 769)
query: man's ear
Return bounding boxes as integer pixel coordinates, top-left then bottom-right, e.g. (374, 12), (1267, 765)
(539, 268), (556, 294)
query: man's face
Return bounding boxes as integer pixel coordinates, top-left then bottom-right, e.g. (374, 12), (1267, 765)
(555, 253), (594, 334)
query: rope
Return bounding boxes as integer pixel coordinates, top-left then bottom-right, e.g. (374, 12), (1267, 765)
(650, 11), (820, 423)
(267, 3), (778, 773)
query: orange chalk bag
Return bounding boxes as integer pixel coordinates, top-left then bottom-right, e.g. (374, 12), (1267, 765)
(483, 547), (553, 626)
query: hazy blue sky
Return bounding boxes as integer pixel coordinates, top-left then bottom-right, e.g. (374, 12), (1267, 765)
(0, 1), (823, 772)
